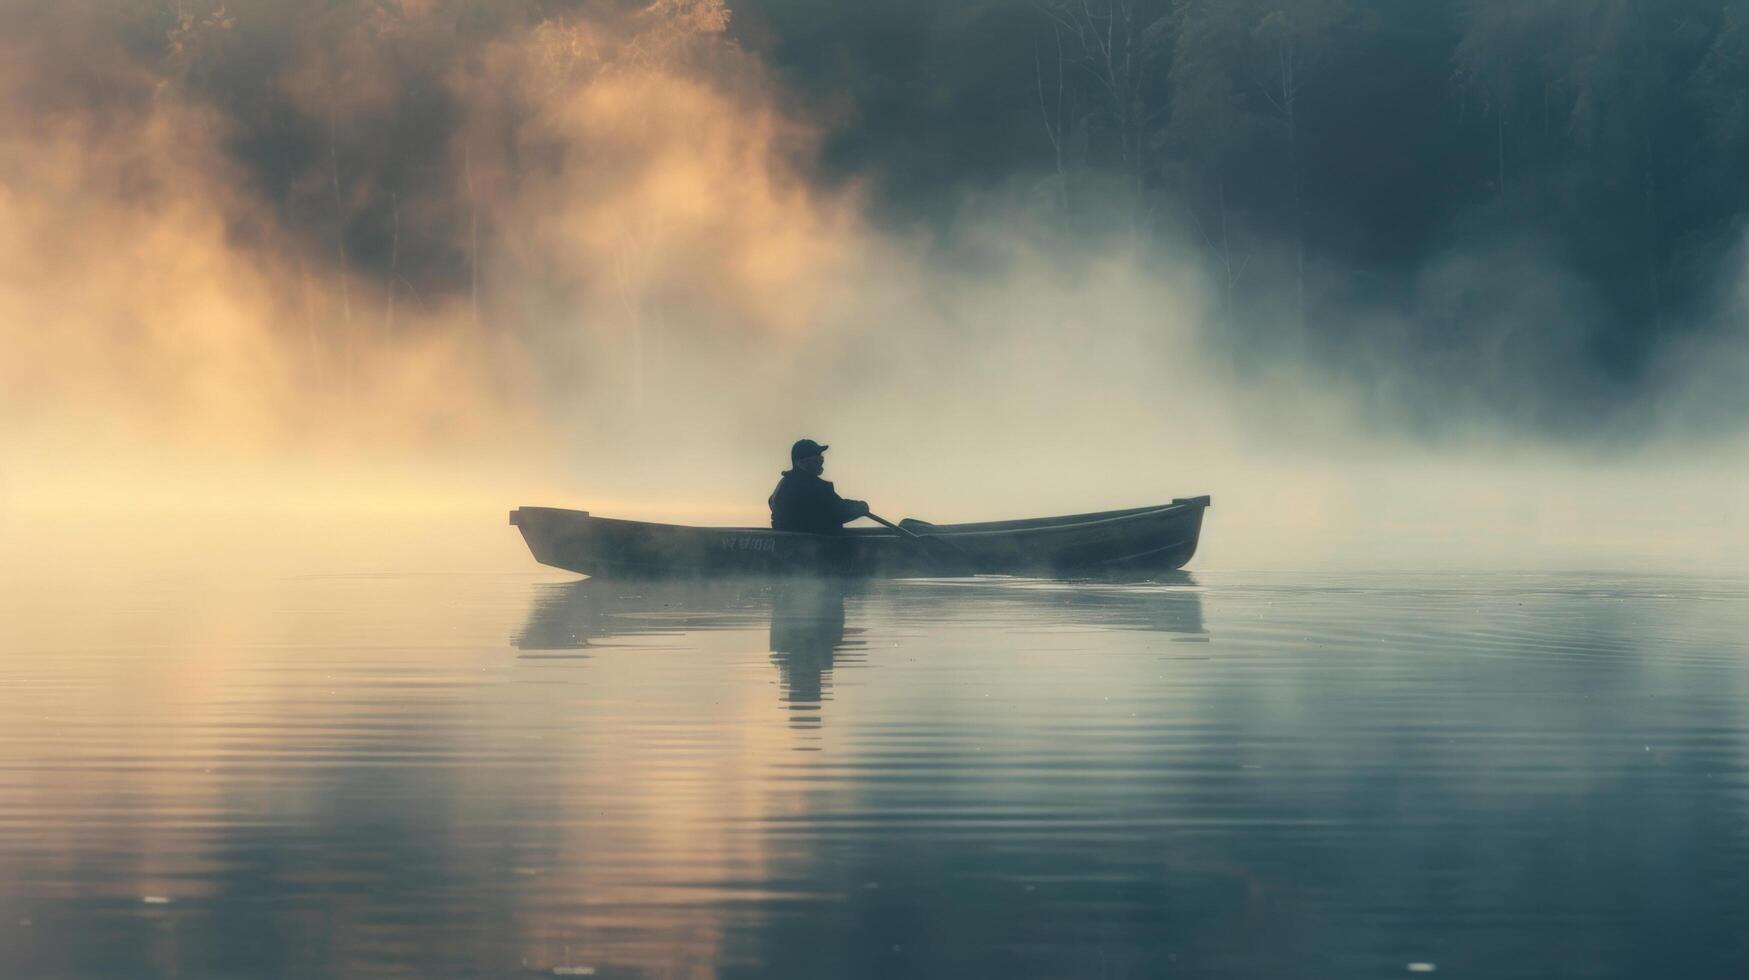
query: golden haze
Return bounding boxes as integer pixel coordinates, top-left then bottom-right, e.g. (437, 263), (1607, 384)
(0, 1), (1744, 575)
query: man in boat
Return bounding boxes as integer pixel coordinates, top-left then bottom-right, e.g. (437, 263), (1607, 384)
(769, 439), (870, 533)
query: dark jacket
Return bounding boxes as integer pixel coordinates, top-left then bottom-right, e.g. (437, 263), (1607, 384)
(769, 470), (868, 533)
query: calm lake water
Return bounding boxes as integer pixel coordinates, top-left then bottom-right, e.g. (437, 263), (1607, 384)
(4, 569), (1749, 979)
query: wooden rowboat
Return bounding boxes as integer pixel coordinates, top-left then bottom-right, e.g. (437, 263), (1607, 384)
(509, 496), (1210, 577)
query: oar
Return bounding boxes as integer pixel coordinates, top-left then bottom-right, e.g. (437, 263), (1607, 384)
(866, 512), (975, 572)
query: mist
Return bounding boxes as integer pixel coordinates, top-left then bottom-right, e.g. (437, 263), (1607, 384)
(3, 0), (1746, 578)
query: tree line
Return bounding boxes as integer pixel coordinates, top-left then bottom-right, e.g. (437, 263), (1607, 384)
(746, 0), (1749, 383)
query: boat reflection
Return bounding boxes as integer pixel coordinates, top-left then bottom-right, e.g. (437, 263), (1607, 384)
(885, 572), (1207, 636)
(515, 577), (868, 730)
(515, 575), (1206, 729)
(513, 576), (776, 653)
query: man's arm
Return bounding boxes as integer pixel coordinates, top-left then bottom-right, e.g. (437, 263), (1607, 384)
(833, 495), (870, 525)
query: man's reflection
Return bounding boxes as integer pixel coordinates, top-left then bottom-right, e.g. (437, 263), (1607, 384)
(768, 582), (854, 729)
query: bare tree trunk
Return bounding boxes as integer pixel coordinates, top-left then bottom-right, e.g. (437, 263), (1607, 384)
(1034, 28), (1072, 217)
(1635, 13), (1663, 336)
(385, 191), (398, 344)
(1185, 169), (1248, 327)
(1219, 174), (1235, 322)
(1113, 1), (1144, 247)
(1642, 112), (1663, 336)
(464, 141), (480, 328)
(1278, 41), (1306, 328)
(328, 110), (352, 399)
(328, 113), (352, 326)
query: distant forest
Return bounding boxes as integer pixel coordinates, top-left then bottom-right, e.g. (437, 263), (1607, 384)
(741, 0), (1749, 384)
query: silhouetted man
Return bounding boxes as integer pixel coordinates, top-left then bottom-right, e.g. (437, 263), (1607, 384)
(769, 439), (870, 533)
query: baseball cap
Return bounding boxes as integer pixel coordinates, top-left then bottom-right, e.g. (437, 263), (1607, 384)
(790, 438), (829, 460)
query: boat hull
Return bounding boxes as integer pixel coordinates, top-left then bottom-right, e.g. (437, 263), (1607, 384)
(510, 497), (1210, 578)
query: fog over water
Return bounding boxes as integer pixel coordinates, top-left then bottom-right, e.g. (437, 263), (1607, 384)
(2, 0), (1746, 575)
